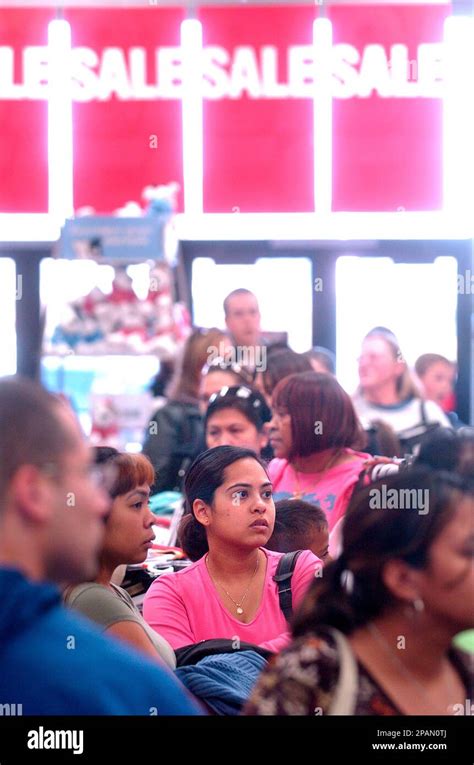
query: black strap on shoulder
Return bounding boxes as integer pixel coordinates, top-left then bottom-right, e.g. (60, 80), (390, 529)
(273, 550), (303, 623)
(420, 399), (428, 425)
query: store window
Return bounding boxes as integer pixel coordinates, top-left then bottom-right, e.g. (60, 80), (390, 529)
(336, 255), (458, 395)
(0, 258), (18, 377)
(191, 256), (313, 352)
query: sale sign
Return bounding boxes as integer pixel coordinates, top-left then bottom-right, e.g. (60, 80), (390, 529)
(0, 5), (450, 215)
(0, 8), (53, 213)
(329, 4), (448, 211)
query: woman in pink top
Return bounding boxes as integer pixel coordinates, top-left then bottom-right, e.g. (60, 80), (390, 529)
(143, 446), (321, 653)
(268, 371), (371, 532)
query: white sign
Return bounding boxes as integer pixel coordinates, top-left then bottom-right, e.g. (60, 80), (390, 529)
(0, 42), (444, 101)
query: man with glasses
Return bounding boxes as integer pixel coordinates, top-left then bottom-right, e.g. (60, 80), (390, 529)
(0, 377), (200, 715)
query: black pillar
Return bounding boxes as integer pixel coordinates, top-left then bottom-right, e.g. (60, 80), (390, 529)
(15, 252), (43, 381)
(311, 249), (337, 355)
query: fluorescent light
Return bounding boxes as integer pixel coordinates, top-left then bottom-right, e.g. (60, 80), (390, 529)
(48, 19), (74, 223)
(175, 211), (472, 241)
(313, 18), (333, 213)
(443, 16), (474, 218)
(181, 19), (203, 215)
(0, 214), (61, 241)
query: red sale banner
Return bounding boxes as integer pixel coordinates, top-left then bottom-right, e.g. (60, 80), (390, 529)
(0, 9), (54, 213)
(329, 4), (448, 211)
(0, 5), (450, 215)
(65, 7), (185, 214)
(199, 6), (316, 213)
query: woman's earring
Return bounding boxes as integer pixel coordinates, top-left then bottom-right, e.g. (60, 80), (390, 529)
(413, 597), (425, 613)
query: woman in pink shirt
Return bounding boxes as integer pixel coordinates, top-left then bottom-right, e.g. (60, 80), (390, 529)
(268, 371), (371, 533)
(143, 446), (321, 653)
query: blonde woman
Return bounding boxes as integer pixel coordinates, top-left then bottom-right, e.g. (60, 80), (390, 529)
(353, 327), (450, 445)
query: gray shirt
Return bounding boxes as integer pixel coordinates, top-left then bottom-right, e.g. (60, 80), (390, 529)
(65, 582), (176, 669)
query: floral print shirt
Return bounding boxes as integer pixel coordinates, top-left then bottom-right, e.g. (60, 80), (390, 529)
(243, 630), (473, 716)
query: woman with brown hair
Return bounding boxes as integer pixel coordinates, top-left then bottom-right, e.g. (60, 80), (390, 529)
(244, 468), (474, 715)
(268, 371), (370, 531)
(142, 327), (230, 493)
(256, 346), (312, 405)
(64, 448), (176, 668)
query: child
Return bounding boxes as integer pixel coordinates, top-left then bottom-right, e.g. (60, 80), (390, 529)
(266, 499), (330, 563)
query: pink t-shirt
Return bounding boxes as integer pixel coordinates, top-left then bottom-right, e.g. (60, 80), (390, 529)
(143, 548), (321, 653)
(268, 449), (370, 531)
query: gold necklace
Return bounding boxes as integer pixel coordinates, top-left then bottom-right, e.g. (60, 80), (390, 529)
(293, 448), (344, 499)
(368, 622), (458, 715)
(205, 552), (260, 616)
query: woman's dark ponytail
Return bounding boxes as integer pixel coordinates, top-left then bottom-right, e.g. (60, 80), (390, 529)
(177, 513), (209, 562)
(292, 554), (369, 637)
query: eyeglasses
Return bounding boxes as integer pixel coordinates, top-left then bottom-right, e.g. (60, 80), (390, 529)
(40, 461), (118, 493)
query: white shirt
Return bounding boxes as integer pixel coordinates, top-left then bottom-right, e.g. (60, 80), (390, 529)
(352, 394), (451, 434)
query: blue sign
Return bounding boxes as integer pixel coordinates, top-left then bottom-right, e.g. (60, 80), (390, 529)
(59, 215), (170, 261)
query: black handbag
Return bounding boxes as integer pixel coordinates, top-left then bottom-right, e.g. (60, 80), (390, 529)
(397, 401), (442, 455)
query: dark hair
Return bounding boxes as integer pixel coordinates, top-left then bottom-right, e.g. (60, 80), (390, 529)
(416, 427), (474, 483)
(364, 419), (403, 458)
(273, 371), (365, 458)
(292, 468), (473, 638)
(223, 288), (257, 317)
(94, 446), (119, 465)
(304, 346), (336, 375)
(150, 358), (175, 397)
(262, 348), (312, 398)
(178, 445), (269, 561)
(92, 447), (155, 500)
(205, 386), (272, 434)
(415, 353), (455, 378)
(266, 499), (328, 554)
(0, 377), (77, 506)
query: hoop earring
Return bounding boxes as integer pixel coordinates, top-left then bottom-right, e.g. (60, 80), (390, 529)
(413, 597), (425, 613)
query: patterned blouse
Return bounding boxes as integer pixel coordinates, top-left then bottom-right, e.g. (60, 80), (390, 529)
(243, 630), (474, 716)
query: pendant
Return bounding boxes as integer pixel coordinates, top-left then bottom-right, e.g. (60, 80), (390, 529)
(236, 607), (244, 615)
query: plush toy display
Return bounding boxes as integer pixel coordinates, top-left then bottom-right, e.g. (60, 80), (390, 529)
(90, 397), (121, 448)
(143, 183), (180, 215)
(48, 183), (188, 357)
(49, 261), (190, 356)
